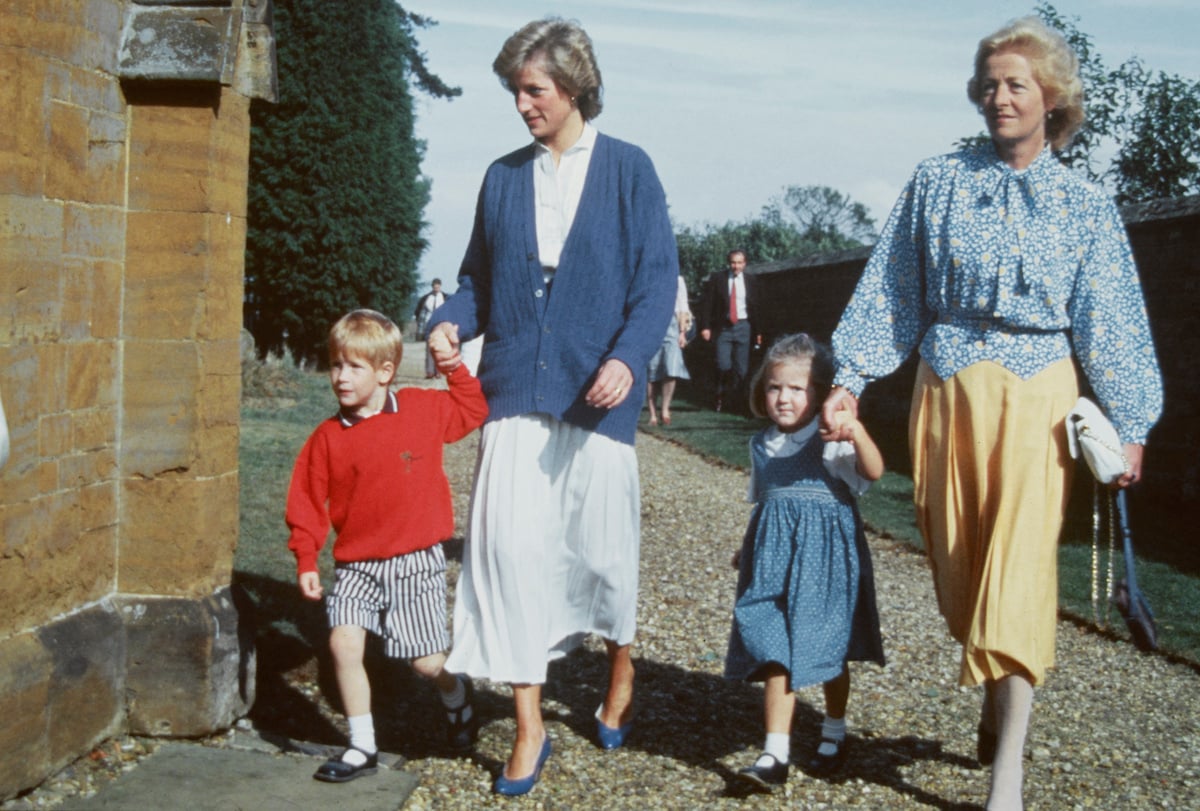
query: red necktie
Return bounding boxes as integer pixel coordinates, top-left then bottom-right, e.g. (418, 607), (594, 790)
(729, 277), (739, 324)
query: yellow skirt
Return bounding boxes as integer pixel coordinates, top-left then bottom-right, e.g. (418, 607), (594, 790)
(909, 359), (1077, 686)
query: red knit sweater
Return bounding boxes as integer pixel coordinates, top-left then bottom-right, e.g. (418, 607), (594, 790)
(286, 364), (488, 575)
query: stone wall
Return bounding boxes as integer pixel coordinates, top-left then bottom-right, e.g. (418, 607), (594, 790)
(0, 1), (274, 799)
(743, 195), (1200, 569)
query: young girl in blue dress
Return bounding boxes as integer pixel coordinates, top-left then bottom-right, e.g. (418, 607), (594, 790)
(725, 333), (886, 790)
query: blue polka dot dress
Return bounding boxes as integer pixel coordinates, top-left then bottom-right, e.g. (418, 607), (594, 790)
(725, 424), (885, 691)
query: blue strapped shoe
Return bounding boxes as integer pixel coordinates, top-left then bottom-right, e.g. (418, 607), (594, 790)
(594, 704), (634, 750)
(493, 736), (552, 796)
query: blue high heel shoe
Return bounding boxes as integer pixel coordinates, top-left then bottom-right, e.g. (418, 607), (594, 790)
(595, 704), (634, 750)
(493, 736), (552, 796)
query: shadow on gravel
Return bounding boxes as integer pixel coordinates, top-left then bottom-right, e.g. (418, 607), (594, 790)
(234, 570), (979, 807)
(235, 548), (481, 764)
(540, 647), (981, 809)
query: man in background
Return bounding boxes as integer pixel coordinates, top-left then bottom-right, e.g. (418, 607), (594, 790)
(697, 250), (760, 412)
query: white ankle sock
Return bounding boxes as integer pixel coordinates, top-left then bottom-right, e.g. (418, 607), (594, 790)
(347, 713), (376, 760)
(763, 732), (790, 764)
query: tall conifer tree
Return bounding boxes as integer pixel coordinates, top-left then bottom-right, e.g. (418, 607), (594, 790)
(246, 2), (458, 362)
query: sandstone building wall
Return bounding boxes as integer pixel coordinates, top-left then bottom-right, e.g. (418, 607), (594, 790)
(0, 1), (274, 799)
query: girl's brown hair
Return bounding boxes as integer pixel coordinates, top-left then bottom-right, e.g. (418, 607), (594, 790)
(748, 333), (834, 419)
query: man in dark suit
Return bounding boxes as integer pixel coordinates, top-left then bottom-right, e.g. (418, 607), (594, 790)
(697, 249), (761, 412)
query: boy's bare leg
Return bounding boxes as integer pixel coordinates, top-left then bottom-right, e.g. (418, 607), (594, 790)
(330, 625), (370, 717)
(320, 624), (377, 774)
(411, 651), (458, 692)
(413, 650), (475, 752)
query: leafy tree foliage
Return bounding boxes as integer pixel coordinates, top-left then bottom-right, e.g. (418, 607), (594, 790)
(1113, 71), (1200, 202)
(768, 185), (877, 246)
(245, 1), (459, 363)
(958, 3), (1200, 203)
(675, 185), (875, 295)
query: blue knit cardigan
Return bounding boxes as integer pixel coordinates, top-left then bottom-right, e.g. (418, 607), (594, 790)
(431, 134), (678, 445)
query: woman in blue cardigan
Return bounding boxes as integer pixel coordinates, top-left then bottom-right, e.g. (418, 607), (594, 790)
(428, 17), (677, 796)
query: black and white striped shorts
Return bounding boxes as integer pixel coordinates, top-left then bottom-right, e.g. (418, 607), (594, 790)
(326, 545), (449, 659)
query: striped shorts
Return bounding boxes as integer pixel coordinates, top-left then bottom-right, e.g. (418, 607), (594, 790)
(326, 545), (450, 659)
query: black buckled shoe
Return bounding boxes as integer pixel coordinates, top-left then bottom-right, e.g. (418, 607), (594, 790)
(806, 737), (848, 777)
(313, 746), (378, 783)
(446, 678), (478, 755)
(737, 753), (788, 791)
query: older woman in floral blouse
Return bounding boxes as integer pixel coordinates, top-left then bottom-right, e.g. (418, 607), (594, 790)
(821, 17), (1161, 811)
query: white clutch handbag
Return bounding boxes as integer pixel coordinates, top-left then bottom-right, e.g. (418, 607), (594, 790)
(1066, 397), (1127, 484)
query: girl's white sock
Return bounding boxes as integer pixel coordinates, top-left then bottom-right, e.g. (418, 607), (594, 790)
(763, 732), (790, 764)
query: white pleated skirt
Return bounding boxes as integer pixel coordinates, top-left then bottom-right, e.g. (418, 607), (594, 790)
(445, 414), (641, 684)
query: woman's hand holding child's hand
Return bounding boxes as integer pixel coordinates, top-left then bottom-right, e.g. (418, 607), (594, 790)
(824, 406), (886, 482)
(820, 387), (858, 442)
(428, 326), (462, 373)
(821, 409), (856, 442)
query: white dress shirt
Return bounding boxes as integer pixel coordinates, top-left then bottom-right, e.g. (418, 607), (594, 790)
(534, 123), (598, 280)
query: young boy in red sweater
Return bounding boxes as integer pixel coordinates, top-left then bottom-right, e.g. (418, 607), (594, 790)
(286, 309), (488, 782)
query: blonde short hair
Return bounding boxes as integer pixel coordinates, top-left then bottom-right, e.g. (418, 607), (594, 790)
(493, 17), (603, 121)
(328, 309), (402, 373)
(966, 15), (1084, 151)
(748, 333), (834, 419)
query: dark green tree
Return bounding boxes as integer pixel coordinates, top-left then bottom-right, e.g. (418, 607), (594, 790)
(675, 218), (804, 297)
(1113, 71), (1200, 201)
(675, 185), (875, 295)
(245, 1), (459, 363)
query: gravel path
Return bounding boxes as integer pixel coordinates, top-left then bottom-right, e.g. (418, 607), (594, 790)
(400, 425), (1200, 810)
(406, 354), (1200, 810)
(7, 347), (1197, 809)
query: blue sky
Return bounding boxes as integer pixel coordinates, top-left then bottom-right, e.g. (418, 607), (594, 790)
(401, 1), (1200, 288)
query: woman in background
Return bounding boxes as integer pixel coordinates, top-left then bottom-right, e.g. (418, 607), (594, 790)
(646, 275), (692, 426)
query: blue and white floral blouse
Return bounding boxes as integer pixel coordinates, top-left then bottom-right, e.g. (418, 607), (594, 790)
(832, 144), (1162, 444)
